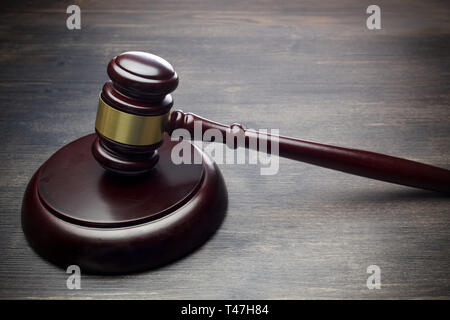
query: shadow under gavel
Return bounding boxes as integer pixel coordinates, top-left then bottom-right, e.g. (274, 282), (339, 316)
(166, 110), (450, 194)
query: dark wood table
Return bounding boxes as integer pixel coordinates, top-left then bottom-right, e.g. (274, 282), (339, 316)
(0, 0), (449, 299)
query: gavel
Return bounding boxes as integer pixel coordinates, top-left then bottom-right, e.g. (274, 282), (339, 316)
(21, 51), (450, 274)
(93, 51), (449, 193)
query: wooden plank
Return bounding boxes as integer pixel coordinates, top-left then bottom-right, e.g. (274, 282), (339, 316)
(0, 0), (449, 299)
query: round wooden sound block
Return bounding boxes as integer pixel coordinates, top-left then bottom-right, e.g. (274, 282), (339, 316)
(21, 133), (227, 274)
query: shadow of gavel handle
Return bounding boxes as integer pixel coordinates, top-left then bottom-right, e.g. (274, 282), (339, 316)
(167, 110), (450, 193)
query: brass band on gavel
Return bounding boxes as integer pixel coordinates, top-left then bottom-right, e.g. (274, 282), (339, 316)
(95, 95), (169, 146)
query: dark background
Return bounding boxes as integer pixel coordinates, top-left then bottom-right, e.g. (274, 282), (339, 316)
(0, 0), (449, 299)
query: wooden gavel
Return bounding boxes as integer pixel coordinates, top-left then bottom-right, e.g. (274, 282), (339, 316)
(92, 51), (450, 193)
(21, 50), (450, 275)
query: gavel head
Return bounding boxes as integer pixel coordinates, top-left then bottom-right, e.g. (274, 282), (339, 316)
(92, 51), (178, 175)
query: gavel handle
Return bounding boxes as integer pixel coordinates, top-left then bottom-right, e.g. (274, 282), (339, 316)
(166, 110), (450, 193)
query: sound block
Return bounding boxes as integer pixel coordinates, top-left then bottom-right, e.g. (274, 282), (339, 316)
(21, 133), (227, 274)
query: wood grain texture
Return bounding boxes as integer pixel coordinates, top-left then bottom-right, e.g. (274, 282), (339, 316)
(0, 0), (449, 299)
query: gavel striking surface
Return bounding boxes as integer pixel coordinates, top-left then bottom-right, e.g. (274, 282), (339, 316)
(22, 134), (227, 274)
(21, 51), (228, 274)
